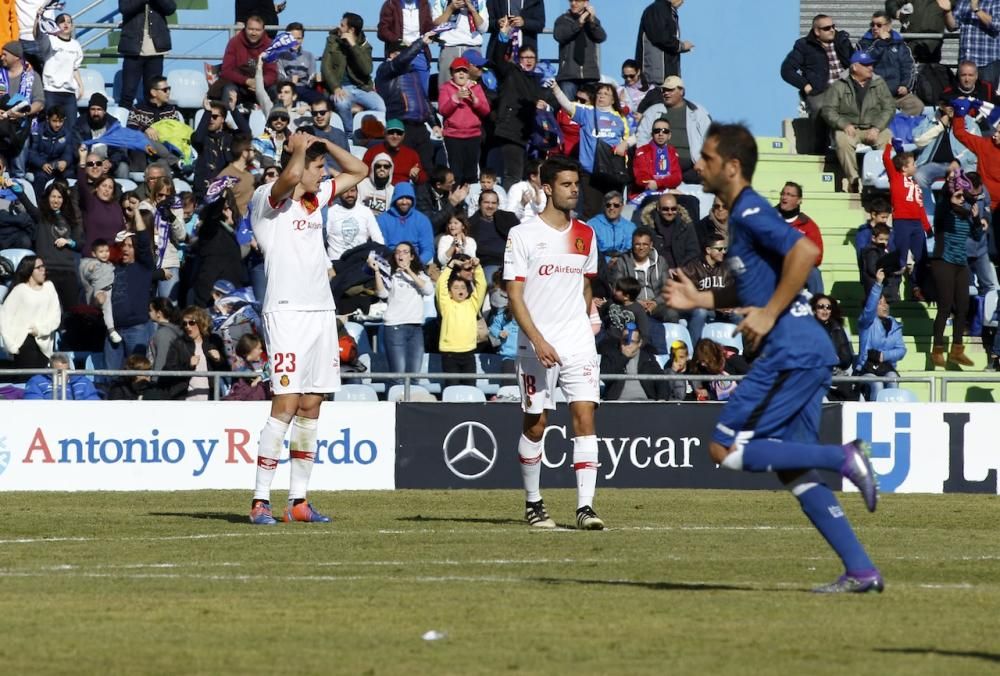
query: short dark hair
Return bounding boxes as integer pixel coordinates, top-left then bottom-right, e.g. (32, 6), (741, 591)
(539, 156), (580, 188)
(230, 134), (252, 162)
(275, 79), (295, 93)
(46, 106), (65, 120)
(633, 225), (655, 241)
(148, 75), (168, 94)
(704, 232), (727, 248)
(149, 296), (179, 323)
(705, 122), (757, 182)
(285, 21), (304, 32)
(245, 14), (265, 27)
(868, 196), (892, 215)
(235, 333), (263, 360)
(430, 165), (454, 187)
(342, 12), (364, 35)
(783, 181), (803, 199)
(871, 10), (891, 21)
(478, 188), (499, 205)
(812, 14), (831, 28)
(305, 141), (328, 164)
(872, 223), (891, 238)
(92, 238), (110, 249)
(614, 276), (641, 302)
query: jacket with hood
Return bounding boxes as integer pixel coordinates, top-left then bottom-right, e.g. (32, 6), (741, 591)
(26, 119), (73, 171)
(608, 249), (668, 303)
(375, 182), (435, 265)
(118, 0), (175, 56)
(857, 29), (915, 94)
(220, 29), (276, 90)
(363, 141), (426, 185)
(635, 0), (682, 84)
(321, 31), (375, 93)
(375, 40), (436, 126)
(553, 9), (607, 82)
(438, 80), (491, 139)
(357, 151), (396, 215)
(780, 29), (853, 96)
(820, 72), (895, 134)
(587, 213), (635, 258)
(856, 281), (906, 373)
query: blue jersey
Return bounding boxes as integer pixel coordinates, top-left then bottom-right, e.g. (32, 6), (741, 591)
(726, 187), (836, 368)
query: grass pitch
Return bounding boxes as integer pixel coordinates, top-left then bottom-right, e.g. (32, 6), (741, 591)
(2, 489), (998, 675)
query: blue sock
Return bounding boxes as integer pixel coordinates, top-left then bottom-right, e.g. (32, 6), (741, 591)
(795, 482), (874, 573)
(743, 439), (844, 472)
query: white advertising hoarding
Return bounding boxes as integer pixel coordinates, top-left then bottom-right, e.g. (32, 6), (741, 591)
(842, 403), (999, 494)
(0, 402), (396, 491)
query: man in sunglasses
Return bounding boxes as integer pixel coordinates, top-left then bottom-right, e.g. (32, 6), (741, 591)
(362, 118), (427, 185)
(634, 76), (710, 184)
(357, 153), (395, 215)
(781, 14), (853, 115)
(252, 106), (293, 165)
(126, 75), (185, 172)
(192, 97), (251, 201)
(294, 101), (350, 172)
(676, 232), (735, 344)
(856, 10), (923, 115)
(780, 14), (853, 153)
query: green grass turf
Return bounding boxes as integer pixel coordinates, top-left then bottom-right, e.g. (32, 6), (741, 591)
(1, 489), (998, 675)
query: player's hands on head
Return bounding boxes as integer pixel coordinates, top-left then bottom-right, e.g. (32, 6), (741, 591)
(733, 306), (776, 352)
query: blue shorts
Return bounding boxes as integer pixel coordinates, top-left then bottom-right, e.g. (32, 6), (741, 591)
(713, 363), (831, 449)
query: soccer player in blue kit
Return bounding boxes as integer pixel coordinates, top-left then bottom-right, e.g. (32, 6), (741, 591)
(665, 123), (883, 593)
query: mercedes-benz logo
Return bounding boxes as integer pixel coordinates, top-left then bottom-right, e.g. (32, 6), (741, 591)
(442, 421), (498, 480)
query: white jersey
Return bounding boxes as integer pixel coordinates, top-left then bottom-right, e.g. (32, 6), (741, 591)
(503, 215), (597, 357)
(326, 202), (384, 261)
(252, 179), (337, 313)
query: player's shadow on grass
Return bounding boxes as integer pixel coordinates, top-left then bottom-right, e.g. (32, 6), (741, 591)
(148, 511), (248, 524)
(397, 515), (525, 526)
(876, 648), (1000, 664)
(532, 576), (758, 593)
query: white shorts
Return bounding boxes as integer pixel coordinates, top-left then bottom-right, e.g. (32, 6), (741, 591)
(263, 310), (341, 395)
(516, 350), (600, 414)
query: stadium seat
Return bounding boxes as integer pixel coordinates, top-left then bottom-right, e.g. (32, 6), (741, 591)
(442, 385), (487, 402)
(115, 178), (138, 193)
(83, 352), (105, 381)
(387, 383), (434, 402)
(348, 143), (367, 160)
(107, 104), (129, 127)
(249, 109), (266, 136)
(0, 248), (35, 273)
(352, 110), (385, 131)
(475, 352), (502, 395)
(76, 68), (106, 106)
(334, 383), (379, 401)
(167, 69), (209, 109)
(659, 323), (693, 355)
(700, 322), (743, 353)
(344, 321), (372, 356)
(494, 384), (520, 401)
(423, 294), (437, 321)
(875, 388), (918, 403)
(654, 354), (670, 369)
(13, 179), (35, 207)
(329, 112), (345, 132)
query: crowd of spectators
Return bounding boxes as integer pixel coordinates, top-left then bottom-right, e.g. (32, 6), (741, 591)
(0, 0), (995, 401)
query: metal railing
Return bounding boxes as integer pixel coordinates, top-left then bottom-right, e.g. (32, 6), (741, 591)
(0, 368), (943, 402)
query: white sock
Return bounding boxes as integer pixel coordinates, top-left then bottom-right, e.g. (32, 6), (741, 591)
(288, 416), (319, 501)
(518, 434), (543, 503)
(573, 435), (599, 510)
(253, 416), (289, 502)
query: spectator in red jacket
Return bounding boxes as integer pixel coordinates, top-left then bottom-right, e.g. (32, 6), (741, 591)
(211, 15), (275, 108)
(777, 181), (825, 295)
(951, 104), (1000, 212)
(362, 118), (428, 185)
(632, 114), (682, 194)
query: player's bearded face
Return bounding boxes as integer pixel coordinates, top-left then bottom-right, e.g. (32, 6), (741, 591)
(695, 137), (726, 194)
(547, 171), (579, 212)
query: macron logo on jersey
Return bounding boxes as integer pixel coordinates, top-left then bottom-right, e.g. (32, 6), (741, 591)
(539, 264), (584, 276)
(292, 218), (323, 232)
(740, 207), (761, 218)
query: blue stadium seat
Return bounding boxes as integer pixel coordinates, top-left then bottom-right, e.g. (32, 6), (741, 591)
(442, 385), (487, 402)
(875, 388), (918, 403)
(166, 69), (209, 110)
(387, 384), (435, 402)
(700, 322), (743, 353)
(334, 383), (379, 401)
(659, 323), (693, 356)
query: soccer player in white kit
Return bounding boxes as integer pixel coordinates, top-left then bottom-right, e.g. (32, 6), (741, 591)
(503, 156), (604, 530)
(249, 132), (368, 525)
